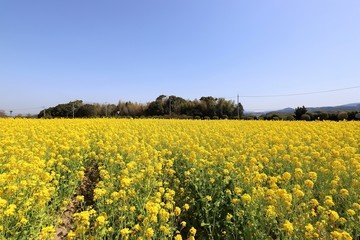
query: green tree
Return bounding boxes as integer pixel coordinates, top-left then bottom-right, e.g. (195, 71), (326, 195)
(294, 106), (307, 120)
(200, 96), (217, 117)
(216, 98), (237, 118)
(179, 100), (202, 117)
(235, 102), (244, 118)
(355, 113), (360, 120)
(163, 95), (186, 116)
(301, 113), (311, 121)
(319, 112), (329, 120)
(76, 104), (97, 118)
(38, 100), (83, 118)
(145, 95), (166, 116)
(337, 111), (348, 120)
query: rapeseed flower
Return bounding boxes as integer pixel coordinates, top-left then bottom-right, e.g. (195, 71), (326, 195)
(189, 227), (197, 236)
(1, 119), (359, 239)
(145, 227), (154, 239)
(241, 194), (252, 205)
(282, 220), (294, 236)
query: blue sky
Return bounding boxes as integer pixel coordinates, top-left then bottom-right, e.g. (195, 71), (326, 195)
(1, 0), (359, 114)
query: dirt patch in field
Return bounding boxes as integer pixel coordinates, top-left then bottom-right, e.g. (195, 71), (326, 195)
(55, 200), (76, 239)
(78, 163), (100, 207)
(55, 162), (100, 239)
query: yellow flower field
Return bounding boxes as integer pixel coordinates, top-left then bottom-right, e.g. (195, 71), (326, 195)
(0, 119), (359, 239)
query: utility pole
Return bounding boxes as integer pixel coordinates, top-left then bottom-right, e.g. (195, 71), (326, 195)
(169, 97), (171, 116)
(72, 103), (75, 118)
(237, 94), (240, 119)
(42, 106), (46, 118)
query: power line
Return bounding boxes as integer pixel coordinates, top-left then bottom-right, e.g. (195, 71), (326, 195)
(239, 85), (360, 98)
(2, 85), (358, 113)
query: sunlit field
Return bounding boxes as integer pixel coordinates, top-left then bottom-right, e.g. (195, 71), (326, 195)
(0, 119), (359, 239)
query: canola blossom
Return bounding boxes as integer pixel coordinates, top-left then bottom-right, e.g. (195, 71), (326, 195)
(0, 118), (359, 239)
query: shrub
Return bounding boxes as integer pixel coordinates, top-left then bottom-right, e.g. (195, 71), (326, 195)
(294, 106), (307, 120)
(355, 113), (360, 120)
(338, 111), (348, 120)
(286, 115), (295, 121)
(320, 112), (329, 120)
(301, 114), (311, 121)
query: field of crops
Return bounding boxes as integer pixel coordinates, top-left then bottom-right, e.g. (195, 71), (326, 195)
(0, 119), (359, 239)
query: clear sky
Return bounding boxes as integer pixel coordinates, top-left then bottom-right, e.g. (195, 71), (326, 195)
(1, 0), (359, 115)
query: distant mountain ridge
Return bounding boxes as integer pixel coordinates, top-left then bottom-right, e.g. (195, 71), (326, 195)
(246, 103), (360, 114)
(282, 103), (360, 113)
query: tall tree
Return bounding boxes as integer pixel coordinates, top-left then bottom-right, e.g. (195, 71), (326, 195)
(294, 106), (307, 120)
(200, 96), (217, 117)
(38, 100), (83, 118)
(76, 104), (97, 118)
(145, 95), (166, 116)
(236, 102), (244, 118)
(163, 95), (186, 116)
(216, 98), (239, 118)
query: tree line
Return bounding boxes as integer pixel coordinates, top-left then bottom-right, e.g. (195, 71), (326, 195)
(3, 99), (358, 120)
(37, 95), (244, 119)
(258, 106), (360, 121)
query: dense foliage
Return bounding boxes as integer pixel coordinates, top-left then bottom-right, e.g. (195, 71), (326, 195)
(37, 95), (244, 119)
(33, 98), (360, 121)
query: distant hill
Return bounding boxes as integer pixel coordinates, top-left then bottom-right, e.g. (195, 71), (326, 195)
(245, 103), (360, 114)
(281, 103), (360, 113)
